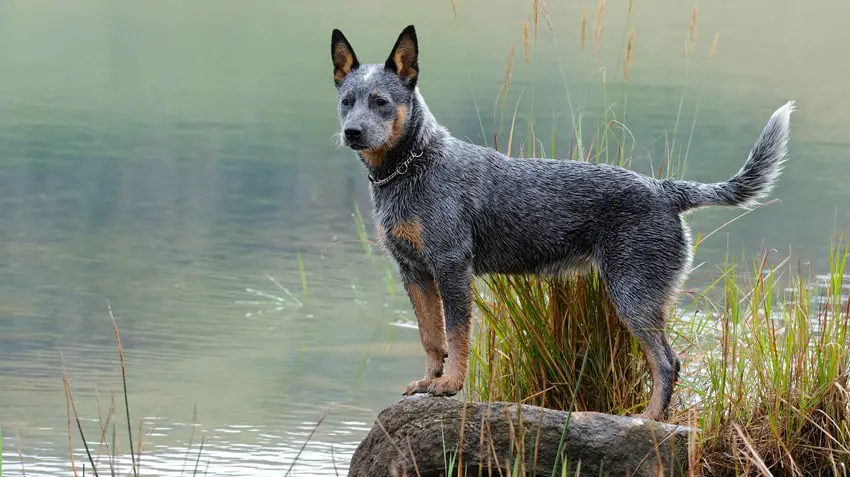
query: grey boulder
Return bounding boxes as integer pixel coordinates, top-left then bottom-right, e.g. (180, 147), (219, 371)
(348, 394), (692, 476)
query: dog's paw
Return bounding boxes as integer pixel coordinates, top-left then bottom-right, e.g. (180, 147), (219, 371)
(402, 378), (432, 396)
(635, 411), (663, 422)
(427, 375), (464, 396)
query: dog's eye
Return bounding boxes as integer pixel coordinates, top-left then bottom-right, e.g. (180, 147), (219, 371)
(374, 97), (389, 107)
(341, 96), (355, 107)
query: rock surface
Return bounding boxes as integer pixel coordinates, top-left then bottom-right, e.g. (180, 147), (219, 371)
(348, 394), (692, 477)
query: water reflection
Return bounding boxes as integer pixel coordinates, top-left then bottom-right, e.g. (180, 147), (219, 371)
(1, 0), (849, 474)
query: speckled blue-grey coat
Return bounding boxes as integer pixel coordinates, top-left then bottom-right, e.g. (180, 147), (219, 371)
(330, 25), (794, 420)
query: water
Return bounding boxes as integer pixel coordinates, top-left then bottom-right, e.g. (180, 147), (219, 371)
(1, 0), (848, 474)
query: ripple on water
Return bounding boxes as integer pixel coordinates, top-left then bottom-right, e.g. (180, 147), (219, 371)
(2, 417), (364, 476)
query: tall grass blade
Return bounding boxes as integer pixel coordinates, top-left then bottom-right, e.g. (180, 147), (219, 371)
(284, 412), (327, 477)
(60, 353), (99, 477)
(107, 302), (137, 477)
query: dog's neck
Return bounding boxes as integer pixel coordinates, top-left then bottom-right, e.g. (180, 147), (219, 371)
(359, 90), (446, 187)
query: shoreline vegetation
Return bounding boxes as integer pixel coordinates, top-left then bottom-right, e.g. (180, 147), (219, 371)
(4, 1), (848, 476)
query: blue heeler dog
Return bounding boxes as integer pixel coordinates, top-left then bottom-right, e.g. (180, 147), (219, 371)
(330, 25), (794, 420)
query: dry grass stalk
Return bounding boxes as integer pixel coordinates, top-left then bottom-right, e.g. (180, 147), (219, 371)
(64, 363), (79, 477)
(623, 28), (635, 82)
(108, 301), (137, 477)
(733, 424), (773, 476)
(93, 386), (115, 470)
(581, 9), (587, 51)
(522, 20), (531, 63)
(180, 404), (199, 475)
(506, 91), (525, 157)
(593, 0), (606, 53)
(687, 4), (699, 57)
(532, 0), (539, 40)
(709, 32), (719, 61)
(61, 353), (98, 476)
(498, 43), (516, 115)
(284, 412), (328, 477)
(539, 0), (554, 34)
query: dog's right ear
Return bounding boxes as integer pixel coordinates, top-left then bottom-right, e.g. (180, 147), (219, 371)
(331, 28), (360, 87)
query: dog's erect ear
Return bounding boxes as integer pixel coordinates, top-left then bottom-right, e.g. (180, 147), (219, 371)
(331, 28), (359, 87)
(384, 25), (419, 87)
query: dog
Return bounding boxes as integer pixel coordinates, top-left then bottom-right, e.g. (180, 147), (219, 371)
(330, 24), (794, 420)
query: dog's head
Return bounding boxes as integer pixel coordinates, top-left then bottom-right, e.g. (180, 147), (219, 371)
(330, 25), (418, 160)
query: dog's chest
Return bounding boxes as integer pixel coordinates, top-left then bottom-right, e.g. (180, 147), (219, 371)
(377, 224), (422, 267)
(371, 188), (426, 267)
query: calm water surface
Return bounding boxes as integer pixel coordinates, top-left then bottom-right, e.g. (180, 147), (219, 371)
(1, 0), (849, 475)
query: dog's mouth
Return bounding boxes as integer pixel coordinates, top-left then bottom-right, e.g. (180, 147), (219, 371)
(344, 139), (369, 151)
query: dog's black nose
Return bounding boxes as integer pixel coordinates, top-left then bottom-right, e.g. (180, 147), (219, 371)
(344, 128), (362, 142)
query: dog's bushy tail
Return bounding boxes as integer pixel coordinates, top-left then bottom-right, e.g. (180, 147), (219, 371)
(667, 101), (795, 212)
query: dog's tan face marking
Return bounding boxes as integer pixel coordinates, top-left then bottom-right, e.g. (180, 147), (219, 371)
(390, 217), (421, 250)
(403, 280), (447, 395)
(359, 104), (407, 168)
(390, 104), (407, 144)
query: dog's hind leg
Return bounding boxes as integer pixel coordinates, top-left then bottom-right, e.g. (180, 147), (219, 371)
(400, 267), (448, 395)
(628, 308), (677, 421)
(598, 251), (685, 421)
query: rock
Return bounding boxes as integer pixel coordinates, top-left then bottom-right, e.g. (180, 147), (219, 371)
(348, 394), (693, 477)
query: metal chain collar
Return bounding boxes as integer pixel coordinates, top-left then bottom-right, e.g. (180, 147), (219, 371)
(368, 150), (424, 187)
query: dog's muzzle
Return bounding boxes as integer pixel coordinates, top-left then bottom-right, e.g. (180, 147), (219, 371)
(344, 128), (367, 150)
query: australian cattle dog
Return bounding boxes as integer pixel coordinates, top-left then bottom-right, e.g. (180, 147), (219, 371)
(330, 24), (794, 420)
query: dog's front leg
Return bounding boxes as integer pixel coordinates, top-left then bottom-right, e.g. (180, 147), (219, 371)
(401, 267), (447, 395)
(427, 263), (472, 396)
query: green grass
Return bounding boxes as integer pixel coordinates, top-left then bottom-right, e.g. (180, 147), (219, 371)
(690, 245), (850, 475)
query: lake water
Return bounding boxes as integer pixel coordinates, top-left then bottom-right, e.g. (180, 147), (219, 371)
(1, 0), (848, 475)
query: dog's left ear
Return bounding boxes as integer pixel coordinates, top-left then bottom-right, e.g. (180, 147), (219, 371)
(384, 25), (419, 88)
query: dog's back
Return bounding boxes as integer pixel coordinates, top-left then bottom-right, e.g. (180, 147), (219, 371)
(422, 142), (668, 276)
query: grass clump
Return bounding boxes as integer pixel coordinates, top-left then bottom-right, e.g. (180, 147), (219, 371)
(470, 272), (647, 416)
(693, 246), (850, 475)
